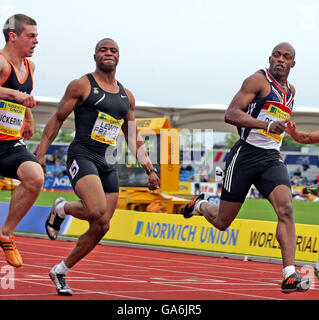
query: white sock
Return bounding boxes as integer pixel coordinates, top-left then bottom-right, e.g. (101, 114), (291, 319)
(194, 200), (208, 213)
(55, 261), (69, 275)
(55, 201), (67, 218)
(283, 265), (295, 279)
(316, 260), (319, 270)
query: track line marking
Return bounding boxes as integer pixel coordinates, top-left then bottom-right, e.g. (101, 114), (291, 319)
(4, 237), (316, 300)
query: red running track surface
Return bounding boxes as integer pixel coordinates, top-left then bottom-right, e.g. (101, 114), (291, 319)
(0, 235), (318, 301)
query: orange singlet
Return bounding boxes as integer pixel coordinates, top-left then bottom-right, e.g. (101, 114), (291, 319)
(0, 53), (33, 141)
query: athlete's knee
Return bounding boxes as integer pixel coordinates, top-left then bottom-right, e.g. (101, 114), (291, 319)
(214, 216), (233, 231)
(18, 163), (44, 192)
(215, 221), (232, 231)
(90, 218), (110, 238)
(204, 205), (234, 231)
(87, 206), (107, 221)
(25, 173), (44, 193)
(99, 220), (110, 236)
(276, 201), (294, 223)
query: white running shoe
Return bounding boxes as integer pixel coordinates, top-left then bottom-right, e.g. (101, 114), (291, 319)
(49, 265), (72, 296)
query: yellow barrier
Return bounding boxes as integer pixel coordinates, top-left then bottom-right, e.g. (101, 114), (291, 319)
(117, 188), (188, 214)
(0, 178), (19, 190)
(66, 210), (319, 263)
(164, 182), (193, 195)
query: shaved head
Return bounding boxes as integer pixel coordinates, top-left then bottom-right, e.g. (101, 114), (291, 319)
(268, 42), (296, 81)
(95, 38), (118, 53)
(272, 42), (296, 59)
(94, 38), (120, 73)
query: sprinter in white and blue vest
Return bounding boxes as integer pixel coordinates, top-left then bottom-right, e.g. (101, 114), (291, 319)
(182, 42), (312, 294)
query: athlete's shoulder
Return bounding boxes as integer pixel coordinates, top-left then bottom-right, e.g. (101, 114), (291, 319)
(0, 52), (9, 72)
(27, 59), (35, 73)
(240, 70), (268, 92)
(249, 69), (267, 81)
(122, 86), (135, 107)
(123, 86), (134, 99)
(0, 52), (6, 63)
(64, 75), (90, 99)
(289, 83), (296, 96)
(69, 75), (90, 89)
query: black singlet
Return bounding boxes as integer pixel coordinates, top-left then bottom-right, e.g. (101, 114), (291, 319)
(71, 73), (130, 156)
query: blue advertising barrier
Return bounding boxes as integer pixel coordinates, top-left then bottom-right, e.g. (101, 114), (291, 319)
(44, 176), (73, 191)
(284, 154), (319, 166)
(0, 202), (72, 234)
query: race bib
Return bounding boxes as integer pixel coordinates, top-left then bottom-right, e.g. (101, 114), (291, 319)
(91, 111), (124, 146)
(258, 104), (290, 143)
(258, 129), (283, 143)
(266, 104), (290, 121)
(0, 100), (26, 138)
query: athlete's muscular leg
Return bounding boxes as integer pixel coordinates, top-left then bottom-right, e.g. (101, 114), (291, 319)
(62, 175), (118, 268)
(63, 175), (107, 221)
(1, 161), (44, 236)
(64, 193), (118, 269)
(197, 200), (242, 231)
(268, 185), (295, 267)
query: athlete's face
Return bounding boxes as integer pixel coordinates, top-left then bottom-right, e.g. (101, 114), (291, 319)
(94, 40), (119, 73)
(10, 24), (39, 57)
(268, 44), (295, 79)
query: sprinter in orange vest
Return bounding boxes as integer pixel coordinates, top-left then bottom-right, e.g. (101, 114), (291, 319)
(0, 14), (43, 267)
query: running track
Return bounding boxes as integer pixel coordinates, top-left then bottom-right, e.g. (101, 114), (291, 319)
(1, 235), (318, 301)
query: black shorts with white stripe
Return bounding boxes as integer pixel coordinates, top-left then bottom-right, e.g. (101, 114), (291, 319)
(220, 139), (290, 203)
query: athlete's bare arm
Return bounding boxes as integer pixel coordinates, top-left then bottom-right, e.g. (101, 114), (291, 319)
(36, 77), (88, 171)
(122, 88), (160, 190)
(0, 55), (39, 108)
(225, 71), (287, 135)
(286, 120), (319, 144)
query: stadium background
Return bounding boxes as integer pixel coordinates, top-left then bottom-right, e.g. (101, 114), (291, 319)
(0, 104), (319, 265)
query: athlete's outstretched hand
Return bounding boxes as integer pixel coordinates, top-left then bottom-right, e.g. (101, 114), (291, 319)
(285, 120), (296, 135)
(148, 172), (160, 191)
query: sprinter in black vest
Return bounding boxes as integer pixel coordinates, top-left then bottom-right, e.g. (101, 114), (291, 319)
(0, 14), (43, 268)
(37, 38), (160, 296)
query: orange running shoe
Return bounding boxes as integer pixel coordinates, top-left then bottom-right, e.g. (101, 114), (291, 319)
(0, 235), (23, 267)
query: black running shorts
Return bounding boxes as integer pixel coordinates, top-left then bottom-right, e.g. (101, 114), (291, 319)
(221, 140), (291, 203)
(0, 140), (39, 179)
(66, 142), (119, 194)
